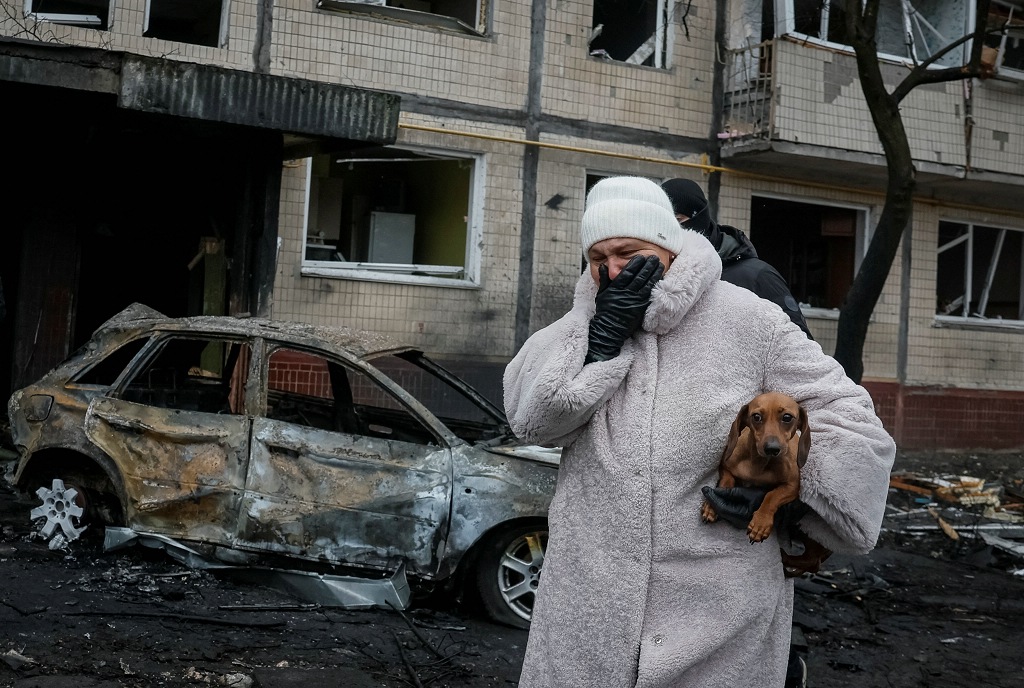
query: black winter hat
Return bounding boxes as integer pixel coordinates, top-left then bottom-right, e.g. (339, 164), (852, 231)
(661, 178), (708, 218)
(661, 178), (715, 240)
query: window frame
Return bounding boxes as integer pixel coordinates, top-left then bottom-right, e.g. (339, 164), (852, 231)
(299, 147), (485, 289)
(261, 341), (449, 447)
(978, 0), (1024, 80)
(773, 0), (1024, 79)
(748, 192), (872, 319)
(67, 335), (154, 389)
(934, 218), (1024, 329)
(316, 0), (489, 38)
(23, 0), (111, 28)
(142, 0), (231, 48)
(113, 332), (255, 416)
(775, 0), (924, 63)
(589, 0), (677, 69)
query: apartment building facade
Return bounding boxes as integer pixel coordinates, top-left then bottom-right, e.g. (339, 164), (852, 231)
(2, 1), (1023, 450)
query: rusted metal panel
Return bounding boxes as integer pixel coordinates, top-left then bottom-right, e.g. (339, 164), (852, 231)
(96, 303), (409, 361)
(0, 45), (399, 146)
(119, 55), (400, 144)
(238, 418), (451, 576)
(84, 396), (250, 542)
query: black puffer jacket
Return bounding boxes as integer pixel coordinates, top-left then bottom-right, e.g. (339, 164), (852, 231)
(662, 178), (812, 339)
(715, 223), (813, 339)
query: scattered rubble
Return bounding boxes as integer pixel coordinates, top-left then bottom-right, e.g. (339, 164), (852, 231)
(885, 468), (1024, 570)
(3, 453), (1023, 687)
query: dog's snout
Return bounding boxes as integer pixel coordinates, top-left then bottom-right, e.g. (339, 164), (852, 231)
(762, 441), (782, 457)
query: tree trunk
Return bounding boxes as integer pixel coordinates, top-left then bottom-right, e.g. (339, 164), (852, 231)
(833, 1), (916, 383)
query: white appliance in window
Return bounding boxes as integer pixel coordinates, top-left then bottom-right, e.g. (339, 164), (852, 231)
(368, 212), (416, 264)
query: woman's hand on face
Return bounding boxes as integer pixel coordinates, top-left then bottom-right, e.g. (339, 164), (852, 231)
(584, 255), (664, 364)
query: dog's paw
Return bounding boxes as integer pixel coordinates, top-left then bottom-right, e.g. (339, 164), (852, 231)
(747, 515), (773, 543)
(701, 500), (718, 523)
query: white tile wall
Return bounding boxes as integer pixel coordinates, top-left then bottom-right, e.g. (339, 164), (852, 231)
(7, 0), (1024, 392)
(0, 0), (256, 68)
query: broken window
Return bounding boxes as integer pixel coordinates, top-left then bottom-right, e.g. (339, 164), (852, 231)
(936, 221), (1023, 321)
(982, 1), (1024, 76)
(590, 0), (676, 68)
(266, 347), (437, 445)
(370, 352), (506, 444)
(120, 337), (251, 414)
(302, 148), (480, 285)
(770, 0), (972, 67)
(143, 0), (230, 48)
(316, 0), (488, 36)
(749, 196), (866, 310)
(25, 0), (110, 29)
(71, 337), (152, 387)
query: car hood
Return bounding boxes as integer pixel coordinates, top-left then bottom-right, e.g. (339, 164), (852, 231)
(484, 444), (562, 466)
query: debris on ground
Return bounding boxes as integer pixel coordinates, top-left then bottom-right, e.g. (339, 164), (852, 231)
(885, 468), (1024, 568)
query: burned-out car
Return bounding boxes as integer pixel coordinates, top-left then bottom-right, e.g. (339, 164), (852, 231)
(7, 304), (555, 628)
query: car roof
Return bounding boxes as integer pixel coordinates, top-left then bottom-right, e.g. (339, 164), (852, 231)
(96, 303), (415, 360)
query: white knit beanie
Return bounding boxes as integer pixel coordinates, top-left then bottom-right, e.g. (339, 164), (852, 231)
(581, 176), (684, 256)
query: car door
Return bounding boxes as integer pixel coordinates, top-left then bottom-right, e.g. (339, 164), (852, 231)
(237, 343), (453, 576)
(84, 334), (255, 543)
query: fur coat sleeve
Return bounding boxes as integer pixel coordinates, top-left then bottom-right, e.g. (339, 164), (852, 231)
(503, 277), (636, 447)
(762, 320), (896, 554)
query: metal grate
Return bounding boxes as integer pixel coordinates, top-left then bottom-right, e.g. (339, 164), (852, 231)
(721, 41), (776, 141)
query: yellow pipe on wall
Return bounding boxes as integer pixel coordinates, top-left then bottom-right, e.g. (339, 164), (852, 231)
(397, 122), (1024, 218)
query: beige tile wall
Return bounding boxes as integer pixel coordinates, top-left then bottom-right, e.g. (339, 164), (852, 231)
(0, 0), (256, 68)
(905, 203), (1024, 389)
(771, 40), (1024, 176)
(271, 120), (711, 356)
(269, 0), (530, 108)
(541, 0), (714, 137)
(13, 0), (1022, 393)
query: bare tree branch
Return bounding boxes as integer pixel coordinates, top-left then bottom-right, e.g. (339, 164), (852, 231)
(893, 0), (996, 103)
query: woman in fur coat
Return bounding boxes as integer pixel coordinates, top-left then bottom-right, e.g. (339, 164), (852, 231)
(503, 177), (896, 688)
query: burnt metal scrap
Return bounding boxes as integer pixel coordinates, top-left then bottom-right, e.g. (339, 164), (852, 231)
(886, 470), (1024, 566)
(8, 303), (555, 627)
(104, 527), (411, 610)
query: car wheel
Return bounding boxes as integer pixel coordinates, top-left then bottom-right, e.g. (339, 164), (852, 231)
(475, 524), (547, 630)
(30, 478), (90, 550)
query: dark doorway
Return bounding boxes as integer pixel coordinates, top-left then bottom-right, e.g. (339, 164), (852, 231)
(749, 196), (862, 310)
(1, 82), (267, 392)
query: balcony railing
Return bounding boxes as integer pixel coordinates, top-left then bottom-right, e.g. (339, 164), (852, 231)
(721, 40), (775, 141)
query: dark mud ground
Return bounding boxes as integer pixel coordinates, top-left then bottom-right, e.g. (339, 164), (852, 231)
(1, 452), (1023, 688)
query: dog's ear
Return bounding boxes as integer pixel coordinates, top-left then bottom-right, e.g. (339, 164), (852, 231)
(722, 403), (749, 462)
(796, 404), (811, 468)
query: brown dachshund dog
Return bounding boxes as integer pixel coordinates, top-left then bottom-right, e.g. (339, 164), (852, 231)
(701, 392), (810, 543)
(701, 392), (832, 576)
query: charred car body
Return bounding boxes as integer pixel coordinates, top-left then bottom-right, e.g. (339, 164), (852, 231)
(8, 304), (554, 628)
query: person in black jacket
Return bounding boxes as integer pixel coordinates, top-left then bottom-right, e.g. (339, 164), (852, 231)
(661, 179), (812, 339)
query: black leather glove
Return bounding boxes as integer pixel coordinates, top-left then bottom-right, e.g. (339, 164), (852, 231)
(584, 255), (664, 364)
(701, 485), (768, 529)
(703, 486), (814, 533)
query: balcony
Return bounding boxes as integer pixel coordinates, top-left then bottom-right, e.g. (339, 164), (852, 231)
(717, 38), (1024, 214)
(721, 41), (775, 142)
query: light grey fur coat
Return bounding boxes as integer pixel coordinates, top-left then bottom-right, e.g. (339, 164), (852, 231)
(504, 230), (896, 688)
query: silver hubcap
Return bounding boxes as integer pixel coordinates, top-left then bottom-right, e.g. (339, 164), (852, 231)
(497, 531), (547, 622)
(30, 479), (87, 550)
